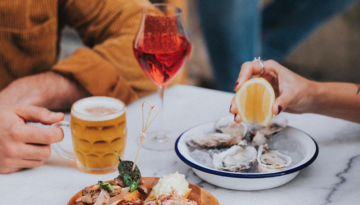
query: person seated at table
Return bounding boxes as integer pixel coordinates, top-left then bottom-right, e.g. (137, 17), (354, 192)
(230, 60), (360, 124)
(197, 0), (360, 92)
(0, 0), (159, 174)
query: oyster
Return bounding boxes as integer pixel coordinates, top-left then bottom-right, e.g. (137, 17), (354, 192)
(212, 141), (257, 172)
(257, 144), (292, 173)
(215, 116), (246, 139)
(249, 116), (288, 136)
(249, 116), (288, 146)
(251, 132), (268, 147)
(186, 132), (241, 149)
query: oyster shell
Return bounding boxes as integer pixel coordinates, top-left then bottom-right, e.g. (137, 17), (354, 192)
(212, 141), (257, 172)
(186, 132), (241, 149)
(249, 116), (288, 136)
(257, 144), (292, 173)
(215, 116), (246, 139)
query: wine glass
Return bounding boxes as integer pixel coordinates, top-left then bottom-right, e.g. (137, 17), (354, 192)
(133, 3), (191, 150)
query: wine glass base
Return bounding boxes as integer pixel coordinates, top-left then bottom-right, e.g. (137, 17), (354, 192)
(138, 130), (178, 151)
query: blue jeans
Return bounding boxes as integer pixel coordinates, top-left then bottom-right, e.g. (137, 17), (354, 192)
(197, 0), (360, 91)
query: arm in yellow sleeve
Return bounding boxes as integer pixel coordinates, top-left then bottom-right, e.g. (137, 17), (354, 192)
(53, 0), (157, 104)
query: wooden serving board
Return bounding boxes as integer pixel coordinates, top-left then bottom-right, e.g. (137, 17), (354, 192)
(68, 177), (219, 205)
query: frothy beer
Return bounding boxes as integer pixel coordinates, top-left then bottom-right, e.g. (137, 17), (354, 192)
(71, 97), (127, 174)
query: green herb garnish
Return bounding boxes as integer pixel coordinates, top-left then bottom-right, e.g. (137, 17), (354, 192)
(115, 151), (141, 192)
(98, 181), (114, 193)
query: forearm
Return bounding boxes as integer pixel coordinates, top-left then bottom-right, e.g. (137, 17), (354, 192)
(0, 71), (90, 110)
(309, 82), (360, 123)
(52, 0), (156, 104)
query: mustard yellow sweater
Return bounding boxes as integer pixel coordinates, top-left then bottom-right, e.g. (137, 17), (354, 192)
(0, 0), (158, 104)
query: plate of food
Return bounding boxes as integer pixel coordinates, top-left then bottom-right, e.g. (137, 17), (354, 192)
(68, 154), (219, 205)
(175, 116), (319, 190)
(68, 173), (219, 205)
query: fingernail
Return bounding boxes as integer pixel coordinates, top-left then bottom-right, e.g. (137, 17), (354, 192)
(233, 81), (239, 91)
(229, 105), (232, 113)
(234, 114), (237, 121)
(278, 106), (282, 115)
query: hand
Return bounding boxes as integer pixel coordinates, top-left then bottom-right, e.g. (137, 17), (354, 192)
(0, 71), (89, 110)
(230, 60), (316, 123)
(0, 105), (64, 174)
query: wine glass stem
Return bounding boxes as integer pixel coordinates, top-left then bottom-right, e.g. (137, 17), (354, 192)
(155, 85), (167, 141)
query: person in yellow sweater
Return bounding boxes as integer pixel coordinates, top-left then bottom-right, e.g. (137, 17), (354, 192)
(0, 0), (158, 174)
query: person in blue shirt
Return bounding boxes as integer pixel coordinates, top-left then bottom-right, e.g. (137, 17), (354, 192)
(197, 0), (360, 92)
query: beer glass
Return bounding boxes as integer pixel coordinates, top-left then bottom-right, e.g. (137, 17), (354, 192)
(51, 96), (127, 174)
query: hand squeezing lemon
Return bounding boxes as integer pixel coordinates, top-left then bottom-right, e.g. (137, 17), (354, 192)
(235, 77), (275, 126)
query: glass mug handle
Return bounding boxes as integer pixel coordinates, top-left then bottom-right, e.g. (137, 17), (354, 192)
(50, 121), (75, 161)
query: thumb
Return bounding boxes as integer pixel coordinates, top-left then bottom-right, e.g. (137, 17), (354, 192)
(272, 94), (292, 115)
(15, 105), (64, 124)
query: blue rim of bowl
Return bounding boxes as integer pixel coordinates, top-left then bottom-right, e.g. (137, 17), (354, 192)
(175, 124), (319, 178)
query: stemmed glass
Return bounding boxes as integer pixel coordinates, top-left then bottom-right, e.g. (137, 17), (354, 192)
(133, 3), (191, 150)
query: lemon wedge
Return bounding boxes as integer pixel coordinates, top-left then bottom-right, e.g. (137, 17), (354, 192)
(235, 77), (275, 126)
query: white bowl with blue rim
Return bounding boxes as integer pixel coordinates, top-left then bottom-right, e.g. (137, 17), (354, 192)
(175, 120), (319, 191)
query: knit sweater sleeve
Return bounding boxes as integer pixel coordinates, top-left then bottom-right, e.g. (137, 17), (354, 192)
(52, 0), (156, 104)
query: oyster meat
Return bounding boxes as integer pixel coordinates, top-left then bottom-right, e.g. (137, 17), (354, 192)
(249, 116), (288, 146)
(215, 116), (246, 139)
(249, 116), (288, 136)
(257, 144), (292, 173)
(251, 132), (268, 147)
(186, 132), (241, 149)
(212, 141), (257, 172)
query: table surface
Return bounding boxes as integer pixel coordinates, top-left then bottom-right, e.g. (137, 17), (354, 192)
(1, 85), (360, 205)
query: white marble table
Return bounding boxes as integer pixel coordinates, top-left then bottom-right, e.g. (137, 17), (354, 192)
(1, 85), (360, 205)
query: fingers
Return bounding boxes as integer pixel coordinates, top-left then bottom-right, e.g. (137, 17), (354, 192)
(0, 105), (63, 174)
(234, 114), (242, 123)
(230, 98), (237, 114)
(18, 159), (45, 169)
(15, 106), (64, 124)
(0, 158), (44, 174)
(234, 60), (280, 91)
(16, 124), (64, 144)
(23, 145), (51, 161)
(10, 106), (64, 144)
(0, 143), (49, 174)
(1, 143), (51, 161)
(21, 144), (52, 161)
(230, 98), (242, 123)
(272, 93), (292, 115)
(0, 167), (21, 174)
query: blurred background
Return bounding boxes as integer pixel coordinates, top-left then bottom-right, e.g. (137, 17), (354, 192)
(59, 0), (360, 91)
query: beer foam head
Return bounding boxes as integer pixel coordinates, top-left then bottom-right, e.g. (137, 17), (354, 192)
(72, 97), (125, 121)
